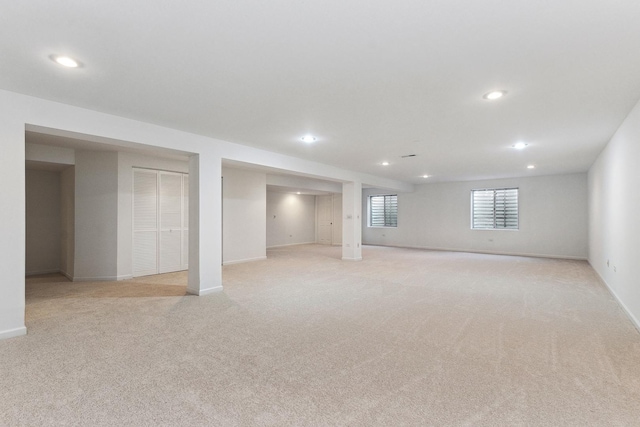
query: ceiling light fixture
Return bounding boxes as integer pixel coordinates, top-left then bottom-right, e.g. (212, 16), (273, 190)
(483, 90), (506, 100)
(527, 165), (535, 169)
(381, 161), (390, 166)
(50, 55), (80, 68)
(422, 175), (430, 178)
(296, 192), (301, 194)
(512, 142), (528, 150)
(301, 135), (316, 143)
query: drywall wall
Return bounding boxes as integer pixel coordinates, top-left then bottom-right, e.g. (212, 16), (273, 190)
(1, 88), (409, 339)
(73, 150), (119, 281)
(332, 194), (343, 245)
(25, 143), (75, 165)
(363, 173), (588, 259)
(117, 152), (189, 278)
(267, 192), (316, 248)
(266, 174), (342, 193)
(222, 167), (267, 264)
(25, 169), (61, 275)
(589, 98), (640, 329)
(0, 114), (26, 339)
(60, 166), (75, 279)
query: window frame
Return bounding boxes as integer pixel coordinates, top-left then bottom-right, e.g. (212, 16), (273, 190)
(368, 194), (398, 228)
(470, 187), (519, 231)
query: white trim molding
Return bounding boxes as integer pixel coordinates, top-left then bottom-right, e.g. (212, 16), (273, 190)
(187, 285), (223, 296)
(589, 262), (640, 333)
(0, 326), (27, 340)
(223, 256), (267, 265)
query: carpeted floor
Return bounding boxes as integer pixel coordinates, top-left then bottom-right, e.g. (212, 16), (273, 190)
(2, 244), (640, 426)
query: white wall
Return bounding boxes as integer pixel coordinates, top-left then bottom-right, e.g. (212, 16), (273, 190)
(73, 151), (119, 281)
(332, 194), (343, 245)
(60, 166), (75, 279)
(266, 192), (316, 248)
(222, 167), (267, 264)
(25, 143), (75, 165)
(25, 169), (61, 275)
(0, 88), (410, 339)
(589, 98), (640, 329)
(363, 173), (588, 259)
(117, 152), (189, 278)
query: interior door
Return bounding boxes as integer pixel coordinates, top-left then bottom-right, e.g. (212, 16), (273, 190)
(317, 195), (333, 245)
(133, 169), (158, 276)
(159, 172), (183, 273)
(181, 174), (189, 270)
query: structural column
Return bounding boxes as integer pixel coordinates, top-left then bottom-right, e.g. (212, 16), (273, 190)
(187, 152), (223, 295)
(342, 181), (363, 261)
(0, 119), (27, 339)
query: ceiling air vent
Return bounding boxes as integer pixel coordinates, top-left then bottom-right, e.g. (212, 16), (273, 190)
(401, 154), (417, 158)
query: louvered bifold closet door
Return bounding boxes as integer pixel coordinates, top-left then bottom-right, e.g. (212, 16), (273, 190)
(133, 170), (159, 276)
(181, 175), (189, 269)
(159, 172), (183, 274)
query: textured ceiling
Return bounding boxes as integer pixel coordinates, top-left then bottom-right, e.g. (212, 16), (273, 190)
(3, 0), (640, 183)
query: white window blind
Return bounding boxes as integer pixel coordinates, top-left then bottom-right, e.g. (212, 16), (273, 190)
(369, 195), (398, 227)
(472, 188), (518, 230)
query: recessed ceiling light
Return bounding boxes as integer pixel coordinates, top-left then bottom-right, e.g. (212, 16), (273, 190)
(527, 165), (535, 169)
(50, 55), (80, 68)
(422, 175), (430, 178)
(483, 90), (506, 100)
(381, 161), (390, 166)
(301, 135), (316, 143)
(512, 142), (528, 150)
(296, 192), (301, 194)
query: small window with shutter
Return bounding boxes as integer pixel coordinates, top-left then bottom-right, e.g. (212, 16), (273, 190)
(369, 195), (398, 227)
(471, 188), (518, 230)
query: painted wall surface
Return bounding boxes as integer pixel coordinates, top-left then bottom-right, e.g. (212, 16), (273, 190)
(363, 173), (588, 259)
(267, 192), (316, 248)
(73, 151), (119, 281)
(0, 88), (409, 339)
(222, 167), (267, 264)
(60, 167), (75, 279)
(117, 152), (189, 278)
(332, 194), (343, 245)
(588, 98), (640, 328)
(25, 169), (61, 275)
(25, 143), (75, 165)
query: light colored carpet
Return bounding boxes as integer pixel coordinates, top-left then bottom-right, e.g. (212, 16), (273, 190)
(2, 244), (640, 426)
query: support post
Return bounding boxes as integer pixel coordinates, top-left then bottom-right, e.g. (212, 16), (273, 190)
(342, 181), (363, 261)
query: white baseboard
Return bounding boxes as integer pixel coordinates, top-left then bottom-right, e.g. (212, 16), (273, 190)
(342, 257), (363, 261)
(60, 270), (74, 281)
(72, 275), (121, 282)
(266, 242), (316, 249)
(25, 269), (60, 276)
(223, 256), (267, 265)
(0, 326), (27, 340)
(187, 285), (223, 296)
(362, 243), (587, 261)
(589, 261), (640, 334)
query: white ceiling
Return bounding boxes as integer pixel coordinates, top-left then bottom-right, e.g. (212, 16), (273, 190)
(3, 1), (640, 183)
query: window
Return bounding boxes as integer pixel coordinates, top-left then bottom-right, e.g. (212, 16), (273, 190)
(471, 188), (518, 230)
(369, 195), (398, 227)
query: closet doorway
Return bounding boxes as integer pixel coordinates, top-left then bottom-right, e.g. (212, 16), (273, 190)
(133, 168), (189, 277)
